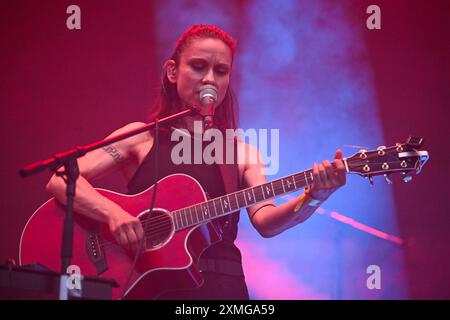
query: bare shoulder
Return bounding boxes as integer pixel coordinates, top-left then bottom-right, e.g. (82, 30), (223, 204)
(109, 122), (153, 152)
(236, 139), (266, 186)
(236, 139), (264, 167)
(78, 122), (153, 181)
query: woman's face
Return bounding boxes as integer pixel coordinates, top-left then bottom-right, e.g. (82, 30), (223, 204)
(168, 38), (232, 110)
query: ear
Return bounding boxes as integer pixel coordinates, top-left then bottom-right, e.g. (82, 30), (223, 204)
(165, 60), (177, 84)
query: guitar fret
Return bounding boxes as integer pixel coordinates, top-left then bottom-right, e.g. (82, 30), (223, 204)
(172, 168), (322, 229)
(237, 192), (246, 208)
(253, 186), (264, 202)
(175, 210), (182, 229)
(281, 178), (286, 193)
(214, 198), (223, 217)
(193, 207), (198, 224)
(262, 183), (272, 198)
(189, 207), (196, 224)
(194, 205), (201, 222)
(207, 201), (216, 218)
(295, 174), (304, 189)
(234, 193), (240, 210)
(190, 208), (195, 226)
(194, 206), (201, 223)
(187, 207), (192, 225)
(201, 204), (209, 220)
(179, 209), (185, 227)
(185, 209), (190, 226)
(179, 209), (186, 227)
(179, 210), (184, 227)
(191, 209), (196, 226)
(279, 179), (285, 193)
(193, 206), (199, 225)
(229, 193), (238, 211)
(173, 211), (179, 229)
(284, 176), (295, 191)
(212, 199), (218, 217)
(207, 203), (212, 219)
(243, 189), (253, 205)
(270, 181), (275, 196)
(181, 210), (186, 227)
(242, 190), (248, 206)
(186, 208), (192, 226)
(304, 171), (310, 188)
(227, 195), (233, 212)
(272, 180), (283, 196)
(194, 207), (200, 224)
(221, 196), (230, 214)
(218, 196), (225, 216)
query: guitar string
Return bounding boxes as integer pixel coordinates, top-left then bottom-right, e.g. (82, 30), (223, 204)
(98, 158), (406, 248)
(98, 161), (349, 248)
(134, 157), (406, 238)
(97, 174), (306, 244)
(98, 159), (380, 249)
(119, 156), (374, 242)
(98, 174), (316, 248)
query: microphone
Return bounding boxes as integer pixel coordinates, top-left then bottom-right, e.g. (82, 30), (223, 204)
(199, 85), (217, 129)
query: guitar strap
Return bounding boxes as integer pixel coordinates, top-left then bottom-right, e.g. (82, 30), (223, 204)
(216, 135), (242, 237)
(218, 136), (240, 193)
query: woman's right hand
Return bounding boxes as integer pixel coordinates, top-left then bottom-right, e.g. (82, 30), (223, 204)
(108, 209), (145, 253)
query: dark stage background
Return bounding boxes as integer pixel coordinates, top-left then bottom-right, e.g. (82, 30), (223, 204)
(0, 0), (449, 299)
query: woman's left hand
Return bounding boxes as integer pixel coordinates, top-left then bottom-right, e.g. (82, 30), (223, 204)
(309, 149), (347, 201)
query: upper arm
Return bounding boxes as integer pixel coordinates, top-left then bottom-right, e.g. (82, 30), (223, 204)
(77, 122), (152, 182)
(238, 141), (276, 222)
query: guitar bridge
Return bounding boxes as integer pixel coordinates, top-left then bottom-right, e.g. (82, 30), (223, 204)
(86, 231), (108, 275)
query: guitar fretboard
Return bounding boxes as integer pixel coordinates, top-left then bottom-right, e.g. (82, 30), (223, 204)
(171, 169), (315, 230)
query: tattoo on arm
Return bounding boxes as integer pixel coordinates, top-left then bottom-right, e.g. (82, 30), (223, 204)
(103, 145), (124, 162)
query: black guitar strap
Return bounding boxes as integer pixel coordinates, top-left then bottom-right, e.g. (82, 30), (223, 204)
(216, 135), (242, 239)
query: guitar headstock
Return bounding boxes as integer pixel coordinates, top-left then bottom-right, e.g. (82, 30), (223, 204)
(345, 136), (429, 184)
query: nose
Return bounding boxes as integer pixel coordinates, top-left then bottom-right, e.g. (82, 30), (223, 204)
(202, 67), (216, 85)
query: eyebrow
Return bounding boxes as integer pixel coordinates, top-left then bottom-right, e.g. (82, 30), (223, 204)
(188, 57), (231, 68)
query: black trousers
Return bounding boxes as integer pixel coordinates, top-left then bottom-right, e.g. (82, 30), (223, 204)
(157, 271), (250, 300)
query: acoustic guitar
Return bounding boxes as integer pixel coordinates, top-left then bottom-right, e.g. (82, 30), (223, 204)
(19, 136), (429, 299)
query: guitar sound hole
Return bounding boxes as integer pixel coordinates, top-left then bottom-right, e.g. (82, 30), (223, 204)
(138, 209), (174, 250)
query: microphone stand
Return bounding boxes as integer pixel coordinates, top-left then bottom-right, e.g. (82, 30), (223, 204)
(19, 106), (200, 300)
(58, 158), (79, 300)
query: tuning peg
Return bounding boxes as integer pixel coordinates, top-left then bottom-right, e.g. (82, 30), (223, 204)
(401, 172), (412, 183)
(384, 174), (393, 184)
(367, 176), (374, 186)
(377, 145), (387, 156)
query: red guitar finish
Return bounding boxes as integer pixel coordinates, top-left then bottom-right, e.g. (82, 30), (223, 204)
(19, 174), (222, 300)
(20, 137), (429, 299)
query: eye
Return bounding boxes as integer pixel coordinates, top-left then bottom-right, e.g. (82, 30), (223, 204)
(190, 61), (205, 71)
(215, 67), (229, 75)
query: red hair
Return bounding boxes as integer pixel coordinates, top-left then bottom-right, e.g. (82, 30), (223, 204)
(170, 25), (237, 64)
(150, 25), (238, 132)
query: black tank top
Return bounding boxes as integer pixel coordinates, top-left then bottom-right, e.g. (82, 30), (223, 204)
(127, 127), (242, 262)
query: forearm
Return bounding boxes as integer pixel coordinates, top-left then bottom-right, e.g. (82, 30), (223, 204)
(253, 194), (319, 238)
(46, 174), (124, 224)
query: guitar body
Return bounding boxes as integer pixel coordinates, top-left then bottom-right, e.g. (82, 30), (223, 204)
(19, 174), (222, 300)
(19, 136), (430, 299)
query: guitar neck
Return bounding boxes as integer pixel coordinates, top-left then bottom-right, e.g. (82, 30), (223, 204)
(171, 168), (316, 231)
